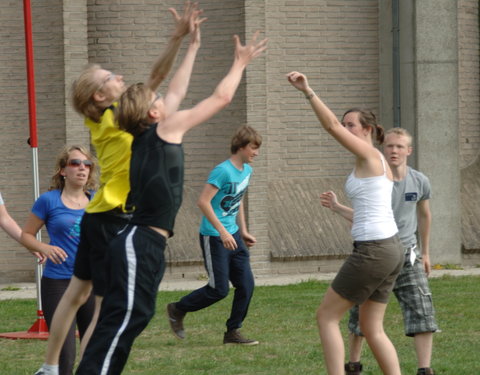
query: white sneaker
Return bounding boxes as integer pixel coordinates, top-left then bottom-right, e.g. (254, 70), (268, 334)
(34, 364), (59, 375)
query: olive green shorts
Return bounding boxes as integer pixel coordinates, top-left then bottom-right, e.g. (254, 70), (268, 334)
(331, 235), (404, 304)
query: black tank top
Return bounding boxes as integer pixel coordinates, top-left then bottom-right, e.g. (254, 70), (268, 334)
(126, 124), (184, 236)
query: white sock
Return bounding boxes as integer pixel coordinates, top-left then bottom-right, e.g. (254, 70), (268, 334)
(38, 363), (59, 375)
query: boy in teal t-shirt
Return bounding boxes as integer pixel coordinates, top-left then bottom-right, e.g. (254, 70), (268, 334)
(167, 126), (262, 345)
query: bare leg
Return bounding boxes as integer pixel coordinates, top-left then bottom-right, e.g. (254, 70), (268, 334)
(316, 287), (354, 375)
(44, 277), (92, 365)
(78, 295), (103, 360)
(359, 300), (401, 375)
(348, 332), (364, 362)
(414, 332), (433, 368)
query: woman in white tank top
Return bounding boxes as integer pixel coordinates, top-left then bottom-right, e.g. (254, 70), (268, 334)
(287, 72), (403, 375)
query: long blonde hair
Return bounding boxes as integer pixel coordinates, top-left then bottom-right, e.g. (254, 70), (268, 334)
(50, 145), (99, 192)
(71, 64), (106, 123)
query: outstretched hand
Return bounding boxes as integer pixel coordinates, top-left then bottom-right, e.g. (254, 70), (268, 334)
(189, 11), (207, 47)
(286, 71), (310, 93)
(233, 31), (268, 67)
(320, 191), (339, 211)
(169, 1), (204, 38)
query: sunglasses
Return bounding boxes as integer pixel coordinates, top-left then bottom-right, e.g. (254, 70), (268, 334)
(98, 73), (116, 91)
(149, 92), (161, 108)
(67, 159), (93, 168)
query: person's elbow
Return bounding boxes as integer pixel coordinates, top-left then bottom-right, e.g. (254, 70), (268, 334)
(419, 209), (432, 223)
(197, 198), (208, 211)
(214, 92), (234, 109)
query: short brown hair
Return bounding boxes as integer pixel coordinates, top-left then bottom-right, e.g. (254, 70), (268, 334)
(116, 83), (153, 137)
(230, 125), (262, 154)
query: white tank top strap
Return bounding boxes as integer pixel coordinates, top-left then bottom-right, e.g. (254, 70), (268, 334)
(378, 151), (387, 175)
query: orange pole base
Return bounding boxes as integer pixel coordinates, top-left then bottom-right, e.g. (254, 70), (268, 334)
(0, 310), (49, 340)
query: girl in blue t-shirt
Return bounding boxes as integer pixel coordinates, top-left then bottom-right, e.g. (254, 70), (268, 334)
(21, 145), (98, 375)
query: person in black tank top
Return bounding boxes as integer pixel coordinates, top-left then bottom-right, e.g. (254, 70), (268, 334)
(36, 5), (204, 375)
(75, 19), (267, 374)
(126, 124), (184, 235)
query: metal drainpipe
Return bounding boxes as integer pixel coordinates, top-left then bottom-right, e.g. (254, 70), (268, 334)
(392, 0), (401, 127)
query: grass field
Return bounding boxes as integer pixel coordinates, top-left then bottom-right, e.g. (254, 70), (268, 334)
(0, 275), (478, 374)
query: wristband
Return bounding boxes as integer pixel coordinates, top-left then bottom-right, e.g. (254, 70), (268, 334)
(305, 91), (315, 100)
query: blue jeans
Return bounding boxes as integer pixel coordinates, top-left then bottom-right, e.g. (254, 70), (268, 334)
(176, 230), (255, 331)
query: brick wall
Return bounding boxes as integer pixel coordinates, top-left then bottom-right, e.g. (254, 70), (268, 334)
(263, 0), (379, 275)
(0, 0), (475, 283)
(244, 0), (270, 276)
(0, 0), (381, 282)
(0, 1), (34, 281)
(266, 0), (379, 181)
(458, 0), (480, 168)
(0, 1), (73, 282)
(64, 0), (91, 147)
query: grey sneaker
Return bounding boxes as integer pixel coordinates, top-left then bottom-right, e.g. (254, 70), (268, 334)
(345, 362), (362, 375)
(34, 364), (58, 375)
(223, 329), (259, 345)
(166, 303), (186, 339)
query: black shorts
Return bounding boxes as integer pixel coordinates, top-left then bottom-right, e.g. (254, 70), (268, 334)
(73, 211), (129, 296)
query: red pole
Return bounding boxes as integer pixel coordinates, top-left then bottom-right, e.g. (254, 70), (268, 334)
(0, 0), (49, 340)
(23, 0), (47, 336)
(23, 0), (38, 148)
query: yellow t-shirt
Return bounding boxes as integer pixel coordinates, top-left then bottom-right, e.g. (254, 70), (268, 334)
(84, 104), (133, 213)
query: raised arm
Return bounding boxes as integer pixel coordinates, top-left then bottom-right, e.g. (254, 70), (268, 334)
(162, 14), (206, 116)
(417, 199), (432, 275)
(320, 191), (354, 223)
(21, 213), (68, 264)
(286, 71), (377, 161)
(146, 1), (202, 91)
(0, 204), (22, 243)
(158, 31), (267, 142)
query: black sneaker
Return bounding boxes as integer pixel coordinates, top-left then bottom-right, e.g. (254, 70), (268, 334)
(345, 362), (363, 375)
(33, 371), (44, 375)
(166, 303), (186, 339)
(417, 368), (435, 375)
(223, 329), (259, 345)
